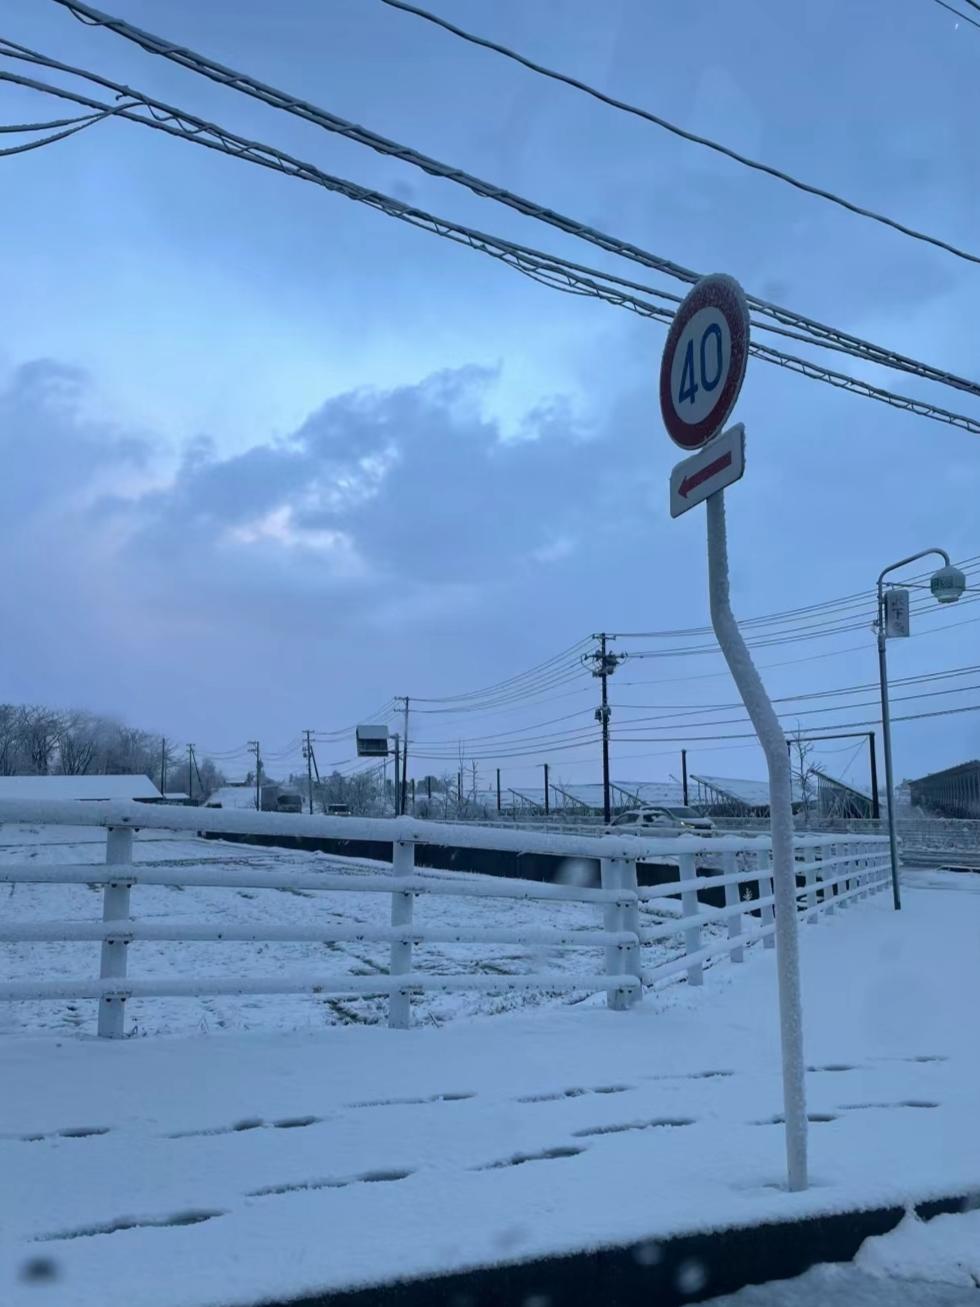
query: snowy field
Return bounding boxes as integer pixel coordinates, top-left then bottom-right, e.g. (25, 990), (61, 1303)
(2, 825), (979, 1306)
(0, 823), (726, 1036)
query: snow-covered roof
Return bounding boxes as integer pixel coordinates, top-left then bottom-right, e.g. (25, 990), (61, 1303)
(691, 774), (804, 807)
(203, 785), (258, 810)
(0, 774), (162, 801)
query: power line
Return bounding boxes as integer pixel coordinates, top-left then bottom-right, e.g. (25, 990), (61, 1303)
(620, 698), (980, 745)
(610, 557), (980, 639)
(414, 676), (980, 756)
(0, 96), (132, 155)
(409, 638), (592, 703)
(612, 679), (980, 735)
(43, 2), (980, 409)
(608, 560), (980, 644)
(383, 0), (980, 272)
(613, 661), (980, 718)
(5, 63), (980, 435)
(934, 0), (980, 30)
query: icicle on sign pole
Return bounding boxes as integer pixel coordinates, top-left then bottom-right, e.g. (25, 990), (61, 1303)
(660, 273), (808, 1194)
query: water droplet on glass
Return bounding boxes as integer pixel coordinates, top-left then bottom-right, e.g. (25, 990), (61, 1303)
(675, 1257), (708, 1295)
(633, 1239), (662, 1266)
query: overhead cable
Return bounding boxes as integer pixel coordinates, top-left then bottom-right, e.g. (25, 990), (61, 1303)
(934, 0), (980, 30)
(4, 58), (980, 434)
(383, 0), (980, 272)
(46, 1), (980, 407)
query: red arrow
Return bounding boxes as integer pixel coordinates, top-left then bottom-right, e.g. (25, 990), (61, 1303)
(679, 450), (733, 498)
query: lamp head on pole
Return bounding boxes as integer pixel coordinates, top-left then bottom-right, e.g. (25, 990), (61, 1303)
(929, 565), (967, 605)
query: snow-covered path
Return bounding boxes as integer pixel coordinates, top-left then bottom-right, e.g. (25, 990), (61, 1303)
(3, 871), (978, 1307)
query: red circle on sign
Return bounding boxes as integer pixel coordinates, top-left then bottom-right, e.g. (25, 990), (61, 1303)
(659, 273), (750, 450)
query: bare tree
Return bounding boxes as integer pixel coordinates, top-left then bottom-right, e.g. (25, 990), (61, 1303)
(0, 705), (25, 775)
(19, 706), (62, 775)
(789, 726), (819, 827)
(100, 724), (157, 777)
(57, 711), (103, 775)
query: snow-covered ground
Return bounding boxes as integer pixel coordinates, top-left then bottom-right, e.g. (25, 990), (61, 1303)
(2, 826), (978, 1307)
(0, 824), (722, 1036)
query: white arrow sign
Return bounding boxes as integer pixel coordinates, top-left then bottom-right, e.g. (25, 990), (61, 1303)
(669, 423), (745, 518)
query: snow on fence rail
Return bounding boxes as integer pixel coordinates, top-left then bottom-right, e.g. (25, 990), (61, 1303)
(0, 799), (891, 1037)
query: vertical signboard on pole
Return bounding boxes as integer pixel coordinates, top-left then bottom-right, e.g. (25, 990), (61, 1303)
(883, 588), (911, 639)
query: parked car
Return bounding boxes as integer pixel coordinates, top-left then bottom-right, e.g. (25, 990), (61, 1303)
(606, 806), (714, 836)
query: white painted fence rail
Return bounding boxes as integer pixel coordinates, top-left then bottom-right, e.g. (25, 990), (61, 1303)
(0, 800), (891, 1036)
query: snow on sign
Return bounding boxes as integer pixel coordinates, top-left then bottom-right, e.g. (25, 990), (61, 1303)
(669, 423), (745, 518)
(660, 273), (750, 450)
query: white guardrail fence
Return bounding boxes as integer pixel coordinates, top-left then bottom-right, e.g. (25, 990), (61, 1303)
(0, 800), (892, 1037)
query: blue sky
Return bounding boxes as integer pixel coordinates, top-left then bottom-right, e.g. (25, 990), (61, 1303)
(1, 0), (978, 789)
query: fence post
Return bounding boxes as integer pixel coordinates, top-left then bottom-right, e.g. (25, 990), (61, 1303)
(824, 842), (836, 916)
(805, 846), (819, 923)
(837, 843), (851, 908)
(679, 851), (703, 986)
(601, 856), (636, 1011)
(757, 845), (776, 947)
(722, 850), (743, 963)
(621, 857), (642, 1006)
(856, 845), (868, 900)
(878, 840), (889, 891)
(97, 826), (134, 1039)
(388, 838), (415, 1030)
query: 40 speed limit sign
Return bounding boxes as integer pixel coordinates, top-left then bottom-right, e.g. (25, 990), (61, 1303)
(659, 273), (750, 450)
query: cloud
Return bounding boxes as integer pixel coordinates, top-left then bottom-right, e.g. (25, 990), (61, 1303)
(101, 364), (660, 619)
(0, 358), (664, 695)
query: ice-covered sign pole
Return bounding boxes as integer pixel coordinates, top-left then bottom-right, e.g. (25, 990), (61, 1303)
(660, 273), (807, 1193)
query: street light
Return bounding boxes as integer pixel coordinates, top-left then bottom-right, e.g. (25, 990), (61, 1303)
(877, 550), (966, 910)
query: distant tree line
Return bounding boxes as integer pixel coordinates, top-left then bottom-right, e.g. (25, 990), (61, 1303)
(0, 704), (225, 797)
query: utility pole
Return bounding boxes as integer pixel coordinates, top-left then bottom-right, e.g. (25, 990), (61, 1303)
(869, 732), (880, 821)
(398, 696), (410, 817)
(402, 695), (410, 815)
(248, 740), (261, 811)
(681, 748), (689, 806)
(160, 737), (167, 797)
(543, 762), (550, 815)
(303, 730), (315, 815)
(496, 767), (501, 813)
(586, 635), (624, 825)
(187, 744), (195, 803)
(392, 733), (401, 816)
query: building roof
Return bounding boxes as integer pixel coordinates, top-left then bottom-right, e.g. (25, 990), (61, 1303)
(203, 785), (259, 810)
(909, 759), (980, 787)
(0, 774), (162, 801)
